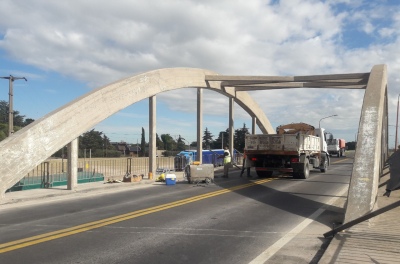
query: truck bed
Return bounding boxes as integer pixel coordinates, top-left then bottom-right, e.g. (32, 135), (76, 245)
(245, 134), (321, 154)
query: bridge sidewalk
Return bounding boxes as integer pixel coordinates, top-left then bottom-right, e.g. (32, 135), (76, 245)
(1, 168), (227, 206)
(319, 169), (400, 263)
(0, 171), (189, 206)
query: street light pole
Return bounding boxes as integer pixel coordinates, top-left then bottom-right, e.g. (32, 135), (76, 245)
(319, 114), (338, 129)
(396, 94), (400, 151)
(1, 75), (28, 136)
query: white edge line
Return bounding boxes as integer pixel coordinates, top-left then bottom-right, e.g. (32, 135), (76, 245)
(248, 186), (348, 264)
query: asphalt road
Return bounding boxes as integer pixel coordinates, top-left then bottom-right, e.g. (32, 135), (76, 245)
(0, 156), (352, 264)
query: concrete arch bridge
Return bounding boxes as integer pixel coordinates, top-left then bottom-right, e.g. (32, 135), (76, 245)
(0, 65), (388, 224)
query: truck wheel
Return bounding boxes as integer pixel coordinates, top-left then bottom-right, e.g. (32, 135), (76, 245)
(320, 160), (328, 173)
(298, 159), (310, 179)
(256, 170), (273, 178)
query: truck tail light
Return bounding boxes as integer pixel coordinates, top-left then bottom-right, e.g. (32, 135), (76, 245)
(251, 157), (257, 161)
(291, 157), (299, 163)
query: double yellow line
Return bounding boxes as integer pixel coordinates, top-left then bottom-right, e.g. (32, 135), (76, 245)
(0, 178), (275, 253)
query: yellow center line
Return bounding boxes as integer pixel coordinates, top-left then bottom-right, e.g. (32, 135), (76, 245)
(0, 178), (275, 253)
(332, 158), (351, 164)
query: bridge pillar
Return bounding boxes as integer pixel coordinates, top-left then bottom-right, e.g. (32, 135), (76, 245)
(252, 116), (257, 134)
(149, 96), (156, 179)
(229, 97), (234, 156)
(67, 138), (78, 190)
(196, 88), (203, 163)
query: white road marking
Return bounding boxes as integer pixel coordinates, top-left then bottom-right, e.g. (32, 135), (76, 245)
(249, 186), (348, 264)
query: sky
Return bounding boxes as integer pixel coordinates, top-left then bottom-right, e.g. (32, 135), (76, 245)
(0, 0), (399, 147)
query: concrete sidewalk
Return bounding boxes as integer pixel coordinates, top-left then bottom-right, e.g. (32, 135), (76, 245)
(319, 170), (400, 263)
(1, 168), (226, 206)
(1, 171), (188, 206)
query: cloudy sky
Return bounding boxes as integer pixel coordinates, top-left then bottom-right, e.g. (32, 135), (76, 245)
(0, 0), (399, 147)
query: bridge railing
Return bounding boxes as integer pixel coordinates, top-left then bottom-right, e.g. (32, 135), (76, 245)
(6, 157), (175, 192)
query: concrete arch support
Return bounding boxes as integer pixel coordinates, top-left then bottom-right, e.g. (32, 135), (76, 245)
(0, 68), (273, 197)
(344, 64), (388, 223)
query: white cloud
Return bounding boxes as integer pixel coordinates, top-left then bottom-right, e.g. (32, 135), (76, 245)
(0, 0), (399, 144)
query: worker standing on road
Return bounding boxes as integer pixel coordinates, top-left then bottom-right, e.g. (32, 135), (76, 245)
(240, 152), (251, 178)
(222, 146), (231, 178)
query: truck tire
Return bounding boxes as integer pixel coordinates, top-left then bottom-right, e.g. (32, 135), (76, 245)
(298, 159), (310, 179)
(256, 170), (273, 178)
(320, 159), (328, 173)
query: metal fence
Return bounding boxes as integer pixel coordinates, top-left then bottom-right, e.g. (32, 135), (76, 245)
(6, 157), (175, 192)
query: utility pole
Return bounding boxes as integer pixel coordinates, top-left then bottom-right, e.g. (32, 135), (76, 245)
(396, 94), (400, 151)
(1, 75), (27, 136)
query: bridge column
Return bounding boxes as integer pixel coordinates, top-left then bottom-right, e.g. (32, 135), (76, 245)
(149, 96), (156, 179)
(252, 116), (257, 134)
(196, 88), (203, 163)
(229, 97), (234, 158)
(67, 138), (78, 190)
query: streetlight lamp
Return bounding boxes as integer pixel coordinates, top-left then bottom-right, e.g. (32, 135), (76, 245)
(396, 94), (400, 151)
(319, 114), (338, 129)
(0, 75), (28, 136)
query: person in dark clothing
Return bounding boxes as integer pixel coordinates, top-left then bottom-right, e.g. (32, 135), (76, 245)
(240, 152), (251, 177)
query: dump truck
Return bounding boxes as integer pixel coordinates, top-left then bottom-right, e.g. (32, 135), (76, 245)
(244, 123), (330, 179)
(327, 138), (346, 157)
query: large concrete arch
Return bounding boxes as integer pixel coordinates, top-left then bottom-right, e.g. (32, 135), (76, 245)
(0, 67), (274, 196)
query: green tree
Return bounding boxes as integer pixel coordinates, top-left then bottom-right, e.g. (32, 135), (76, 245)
(203, 127), (213, 149)
(140, 127), (146, 157)
(234, 123), (249, 152)
(24, 118), (35, 126)
(79, 129), (104, 151)
(156, 133), (164, 149)
(212, 130), (229, 149)
(346, 141), (357, 150)
(0, 130), (6, 141)
(176, 135), (186, 151)
(161, 134), (175, 152)
(0, 100), (34, 141)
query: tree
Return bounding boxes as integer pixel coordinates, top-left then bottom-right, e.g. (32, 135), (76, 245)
(140, 127), (146, 157)
(0, 100), (34, 141)
(79, 129), (104, 151)
(176, 135), (186, 151)
(156, 133), (164, 149)
(234, 123), (249, 152)
(160, 134), (176, 155)
(24, 118), (35, 126)
(212, 130), (229, 149)
(203, 127), (213, 149)
(346, 141), (357, 150)
(76, 129), (118, 157)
